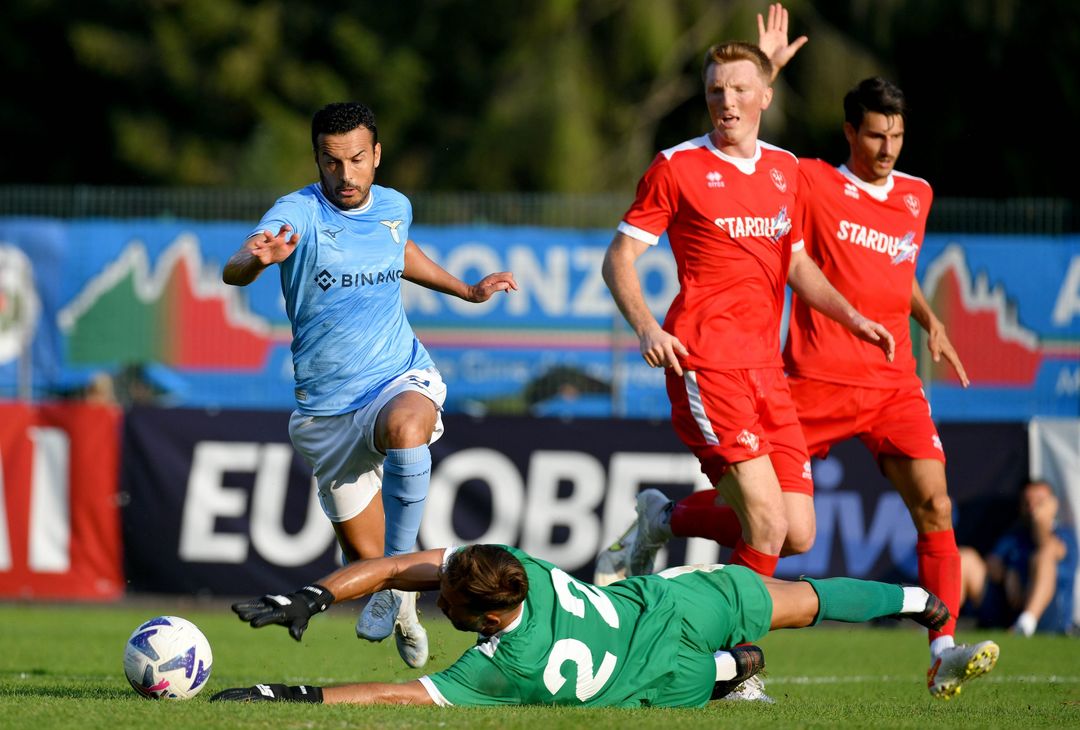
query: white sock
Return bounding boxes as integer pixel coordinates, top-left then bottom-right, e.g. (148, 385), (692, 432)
(901, 586), (930, 613)
(930, 634), (955, 660)
(1013, 611), (1037, 636)
(714, 650), (737, 681)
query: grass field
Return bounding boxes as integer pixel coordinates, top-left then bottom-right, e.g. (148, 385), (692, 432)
(1, 600), (1077, 729)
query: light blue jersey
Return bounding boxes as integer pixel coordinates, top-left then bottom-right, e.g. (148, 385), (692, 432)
(254, 183), (435, 415)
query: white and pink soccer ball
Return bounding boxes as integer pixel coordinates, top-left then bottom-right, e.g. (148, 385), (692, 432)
(123, 616), (213, 700)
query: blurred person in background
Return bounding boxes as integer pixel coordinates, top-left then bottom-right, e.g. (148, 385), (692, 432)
(223, 101), (516, 669)
(960, 479), (1077, 636)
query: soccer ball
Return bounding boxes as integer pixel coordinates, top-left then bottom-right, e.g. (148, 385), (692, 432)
(123, 616), (213, 700)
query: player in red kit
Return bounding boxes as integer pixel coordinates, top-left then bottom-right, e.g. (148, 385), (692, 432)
(597, 3), (998, 701)
(603, 42), (895, 700)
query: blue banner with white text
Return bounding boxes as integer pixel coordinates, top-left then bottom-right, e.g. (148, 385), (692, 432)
(1, 218), (1077, 419)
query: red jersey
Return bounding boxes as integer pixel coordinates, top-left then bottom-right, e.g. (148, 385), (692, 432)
(784, 158), (932, 387)
(620, 136), (803, 370)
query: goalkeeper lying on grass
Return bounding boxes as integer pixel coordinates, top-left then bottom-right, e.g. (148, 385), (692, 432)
(212, 544), (950, 707)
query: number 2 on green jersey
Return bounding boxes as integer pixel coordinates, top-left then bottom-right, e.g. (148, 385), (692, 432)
(543, 569), (620, 701)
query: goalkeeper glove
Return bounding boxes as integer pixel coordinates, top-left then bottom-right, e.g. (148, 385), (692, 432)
(232, 584), (335, 641)
(210, 684), (324, 703)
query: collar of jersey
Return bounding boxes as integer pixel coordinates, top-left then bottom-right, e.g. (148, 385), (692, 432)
(314, 183), (377, 215)
(838, 164), (893, 202)
(482, 599), (526, 642)
(704, 135), (761, 175)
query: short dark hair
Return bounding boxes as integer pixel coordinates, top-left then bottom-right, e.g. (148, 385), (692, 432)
(311, 102), (378, 151)
(701, 42), (773, 84)
(443, 545), (529, 612)
(843, 77), (907, 130)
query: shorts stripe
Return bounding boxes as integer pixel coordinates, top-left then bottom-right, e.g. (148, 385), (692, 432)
(684, 371), (719, 446)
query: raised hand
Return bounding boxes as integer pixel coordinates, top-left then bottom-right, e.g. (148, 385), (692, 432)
(231, 584), (335, 641)
(248, 224), (301, 266)
(757, 2), (808, 79)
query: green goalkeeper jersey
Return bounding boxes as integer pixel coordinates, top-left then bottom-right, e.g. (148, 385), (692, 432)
(422, 546), (771, 708)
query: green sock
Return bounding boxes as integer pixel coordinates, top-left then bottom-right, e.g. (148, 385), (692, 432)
(800, 577), (903, 626)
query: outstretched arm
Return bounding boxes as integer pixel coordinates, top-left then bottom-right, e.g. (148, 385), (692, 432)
(788, 248), (895, 362)
(211, 679), (435, 705)
(404, 239), (517, 301)
(324, 681), (434, 705)
(231, 549), (445, 640)
(911, 278), (969, 387)
(223, 225), (300, 285)
(603, 232), (689, 376)
(757, 2), (808, 82)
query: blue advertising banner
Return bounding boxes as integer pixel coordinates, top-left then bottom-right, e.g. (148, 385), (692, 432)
(2, 218), (1078, 420)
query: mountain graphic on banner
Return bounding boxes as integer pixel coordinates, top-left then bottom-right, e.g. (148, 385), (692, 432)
(921, 244), (1042, 386)
(58, 234), (290, 370)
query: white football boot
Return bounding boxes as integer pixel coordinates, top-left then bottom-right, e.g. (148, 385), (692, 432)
(628, 489), (674, 576)
(926, 641), (1000, 700)
(593, 522), (637, 586)
(393, 590), (429, 669)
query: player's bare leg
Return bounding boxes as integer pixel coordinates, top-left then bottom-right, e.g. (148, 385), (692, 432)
(371, 390), (438, 668)
(715, 455), (787, 576)
(780, 491), (816, 556)
(333, 500), (386, 563)
(883, 455), (997, 698)
(763, 575), (949, 632)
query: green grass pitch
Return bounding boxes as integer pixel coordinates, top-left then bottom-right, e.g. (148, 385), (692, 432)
(1, 601), (1076, 728)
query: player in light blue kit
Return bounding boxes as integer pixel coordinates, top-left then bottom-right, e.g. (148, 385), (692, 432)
(223, 102), (517, 669)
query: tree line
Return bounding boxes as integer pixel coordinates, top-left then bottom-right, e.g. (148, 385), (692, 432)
(4, 0), (1076, 199)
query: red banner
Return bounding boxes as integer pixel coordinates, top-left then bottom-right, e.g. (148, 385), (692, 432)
(0, 401), (124, 599)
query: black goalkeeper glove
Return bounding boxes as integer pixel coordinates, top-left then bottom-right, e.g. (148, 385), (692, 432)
(210, 684), (324, 703)
(231, 584), (335, 641)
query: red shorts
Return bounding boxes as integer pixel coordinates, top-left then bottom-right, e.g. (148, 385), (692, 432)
(788, 376), (945, 463)
(667, 367), (813, 495)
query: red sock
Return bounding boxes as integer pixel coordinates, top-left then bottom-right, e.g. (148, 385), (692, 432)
(670, 492), (743, 548)
(731, 538), (779, 577)
(917, 529), (960, 642)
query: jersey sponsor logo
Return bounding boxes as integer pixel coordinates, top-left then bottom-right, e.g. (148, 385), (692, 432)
(736, 429), (760, 453)
(836, 220), (919, 263)
(713, 206), (792, 243)
(844, 182), (860, 200)
(890, 232), (919, 266)
(380, 219), (404, 244)
(314, 269), (337, 291)
(706, 170), (724, 188)
(932, 434), (943, 452)
(904, 194), (921, 217)
(802, 460), (813, 480)
(770, 168), (788, 193)
(313, 267), (404, 291)
(321, 226), (343, 240)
